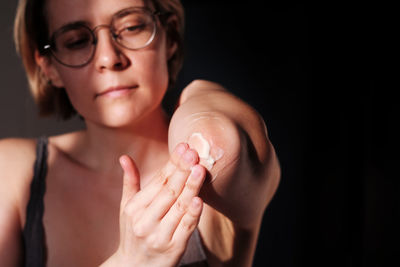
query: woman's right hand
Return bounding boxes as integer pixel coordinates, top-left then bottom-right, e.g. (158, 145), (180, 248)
(101, 143), (206, 267)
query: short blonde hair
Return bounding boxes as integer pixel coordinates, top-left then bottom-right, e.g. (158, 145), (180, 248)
(14, 0), (185, 119)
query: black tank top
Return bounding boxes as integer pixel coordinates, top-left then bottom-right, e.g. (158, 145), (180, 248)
(23, 136), (208, 267)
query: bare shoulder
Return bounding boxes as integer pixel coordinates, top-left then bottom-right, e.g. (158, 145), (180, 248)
(0, 137), (37, 157)
(0, 138), (37, 265)
(0, 137), (37, 182)
(0, 137), (38, 225)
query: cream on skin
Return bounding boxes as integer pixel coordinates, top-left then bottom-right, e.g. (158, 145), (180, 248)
(188, 132), (224, 178)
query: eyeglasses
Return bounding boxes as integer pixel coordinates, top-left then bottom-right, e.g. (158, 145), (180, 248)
(43, 7), (160, 68)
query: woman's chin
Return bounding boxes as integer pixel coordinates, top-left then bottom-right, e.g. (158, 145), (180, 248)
(89, 105), (160, 129)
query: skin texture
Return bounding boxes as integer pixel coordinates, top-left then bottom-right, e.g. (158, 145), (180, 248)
(40, 0), (175, 129)
(0, 0), (281, 266)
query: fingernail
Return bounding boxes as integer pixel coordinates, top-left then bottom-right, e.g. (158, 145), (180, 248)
(119, 156), (127, 167)
(183, 150), (194, 163)
(176, 143), (187, 155)
(190, 165), (202, 179)
(191, 197), (201, 208)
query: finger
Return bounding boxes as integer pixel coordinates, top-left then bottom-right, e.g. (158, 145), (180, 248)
(151, 142), (188, 184)
(124, 143), (190, 210)
(158, 165), (206, 238)
(142, 143), (189, 193)
(134, 150), (201, 229)
(164, 148), (199, 196)
(119, 155), (141, 208)
(172, 197), (203, 246)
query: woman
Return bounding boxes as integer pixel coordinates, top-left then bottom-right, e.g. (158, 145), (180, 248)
(0, 0), (281, 266)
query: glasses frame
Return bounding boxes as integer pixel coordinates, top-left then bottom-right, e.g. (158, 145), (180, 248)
(43, 7), (161, 68)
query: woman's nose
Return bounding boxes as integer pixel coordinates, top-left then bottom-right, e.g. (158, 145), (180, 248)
(93, 27), (129, 71)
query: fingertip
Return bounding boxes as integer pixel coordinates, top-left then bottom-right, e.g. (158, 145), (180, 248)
(189, 148), (200, 163)
(191, 197), (203, 213)
(182, 149), (200, 169)
(120, 155), (141, 198)
(119, 154), (126, 165)
(175, 143), (189, 156)
(119, 155), (139, 176)
(119, 155), (130, 170)
(171, 143), (190, 166)
(191, 164), (206, 178)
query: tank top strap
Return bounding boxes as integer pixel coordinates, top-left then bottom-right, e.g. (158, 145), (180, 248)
(23, 136), (49, 267)
(179, 227), (208, 266)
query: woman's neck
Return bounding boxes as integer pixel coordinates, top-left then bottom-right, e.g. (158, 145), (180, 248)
(72, 107), (170, 176)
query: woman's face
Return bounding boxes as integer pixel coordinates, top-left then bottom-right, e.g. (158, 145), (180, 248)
(41, 0), (175, 127)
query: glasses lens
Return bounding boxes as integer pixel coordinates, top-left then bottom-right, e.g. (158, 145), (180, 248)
(112, 9), (156, 50)
(52, 25), (95, 67)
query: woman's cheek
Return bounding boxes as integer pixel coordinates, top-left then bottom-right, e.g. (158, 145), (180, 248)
(59, 74), (93, 115)
(138, 50), (170, 90)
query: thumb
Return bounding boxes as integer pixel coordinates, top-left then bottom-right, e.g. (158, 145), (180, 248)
(119, 154), (140, 207)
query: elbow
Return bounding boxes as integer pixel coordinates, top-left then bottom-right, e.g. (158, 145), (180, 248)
(238, 113), (281, 219)
(183, 111), (242, 182)
(259, 139), (281, 209)
(246, 114), (281, 209)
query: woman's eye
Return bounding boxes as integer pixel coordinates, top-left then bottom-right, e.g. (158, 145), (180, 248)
(123, 23), (146, 33)
(64, 37), (91, 50)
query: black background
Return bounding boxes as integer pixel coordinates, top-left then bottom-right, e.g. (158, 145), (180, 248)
(0, 1), (397, 266)
(178, 2), (397, 267)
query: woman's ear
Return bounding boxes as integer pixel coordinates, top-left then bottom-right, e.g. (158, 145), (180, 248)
(165, 14), (179, 60)
(34, 50), (64, 88)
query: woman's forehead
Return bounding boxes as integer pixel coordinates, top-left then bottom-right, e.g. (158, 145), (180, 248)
(46, 0), (147, 31)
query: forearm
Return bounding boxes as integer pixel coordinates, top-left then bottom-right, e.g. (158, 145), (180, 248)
(168, 80), (281, 227)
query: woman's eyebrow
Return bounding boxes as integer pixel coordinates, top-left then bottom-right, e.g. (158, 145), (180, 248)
(55, 20), (90, 33)
(114, 9), (133, 19)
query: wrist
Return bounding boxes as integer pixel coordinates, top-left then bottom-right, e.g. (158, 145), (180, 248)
(99, 250), (130, 267)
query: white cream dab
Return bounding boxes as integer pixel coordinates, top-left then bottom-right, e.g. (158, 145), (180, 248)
(188, 132), (224, 171)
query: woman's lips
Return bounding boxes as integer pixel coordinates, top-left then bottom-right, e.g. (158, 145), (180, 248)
(95, 85), (138, 99)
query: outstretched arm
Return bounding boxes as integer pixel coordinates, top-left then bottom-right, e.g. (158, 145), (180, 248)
(168, 80), (280, 266)
(0, 139), (37, 267)
(169, 80), (281, 228)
